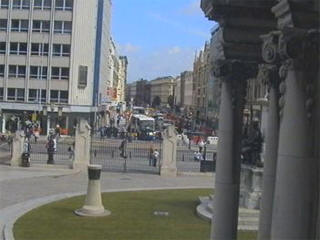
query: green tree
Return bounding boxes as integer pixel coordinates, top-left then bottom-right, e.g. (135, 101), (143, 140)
(167, 95), (174, 108)
(152, 96), (161, 107)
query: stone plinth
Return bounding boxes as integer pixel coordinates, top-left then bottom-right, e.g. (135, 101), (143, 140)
(75, 164), (110, 217)
(196, 195), (259, 231)
(10, 131), (25, 167)
(73, 119), (91, 171)
(239, 165), (263, 209)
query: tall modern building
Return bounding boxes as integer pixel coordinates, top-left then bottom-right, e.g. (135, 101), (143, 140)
(0, 0), (112, 134)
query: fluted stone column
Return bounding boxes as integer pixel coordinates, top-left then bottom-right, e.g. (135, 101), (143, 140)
(257, 64), (280, 240)
(211, 61), (253, 240)
(271, 30), (319, 239)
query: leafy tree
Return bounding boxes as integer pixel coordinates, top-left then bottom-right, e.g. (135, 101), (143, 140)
(152, 96), (161, 107)
(167, 95), (174, 108)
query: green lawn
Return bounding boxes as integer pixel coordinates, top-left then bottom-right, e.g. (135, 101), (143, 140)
(14, 189), (257, 240)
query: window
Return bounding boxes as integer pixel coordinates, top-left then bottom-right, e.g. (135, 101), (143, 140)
(50, 90), (68, 103)
(9, 65), (26, 78)
(0, 42), (6, 54)
(52, 44), (70, 56)
(55, 0), (73, 11)
(7, 88), (15, 101)
(12, 0), (30, 9)
(11, 20), (29, 32)
(7, 88), (25, 101)
(51, 67), (69, 80)
(78, 65), (87, 88)
(31, 43), (48, 56)
(50, 90), (58, 103)
(0, 19), (7, 31)
(0, 65), (4, 77)
(32, 20), (50, 33)
(28, 89), (46, 102)
(0, 88), (3, 101)
(17, 88), (24, 101)
(34, 0), (51, 10)
(54, 21), (72, 34)
(10, 42), (27, 55)
(0, 0), (8, 9)
(30, 66), (47, 79)
(60, 91), (68, 103)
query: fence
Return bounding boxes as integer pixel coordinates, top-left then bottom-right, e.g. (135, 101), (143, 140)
(90, 138), (162, 174)
(29, 137), (75, 165)
(176, 145), (217, 173)
(0, 137), (12, 164)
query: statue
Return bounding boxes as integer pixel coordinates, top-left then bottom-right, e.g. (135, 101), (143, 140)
(241, 119), (264, 167)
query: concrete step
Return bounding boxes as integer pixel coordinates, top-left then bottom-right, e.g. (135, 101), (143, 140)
(197, 197), (259, 231)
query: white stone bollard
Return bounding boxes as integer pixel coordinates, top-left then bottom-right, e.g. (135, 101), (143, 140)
(11, 131), (25, 167)
(75, 164), (110, 217)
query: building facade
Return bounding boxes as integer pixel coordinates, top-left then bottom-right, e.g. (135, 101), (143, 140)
(150, 76), (174, 107)
(117, 56), (127, 103)
(0, 0), (112, 134)
(174, 76), (181, 106)
(180, 70), (193, 111)
(192, 41), (212, 123)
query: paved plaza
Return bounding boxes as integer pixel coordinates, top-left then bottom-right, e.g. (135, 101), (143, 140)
(0, 165), (213, 240)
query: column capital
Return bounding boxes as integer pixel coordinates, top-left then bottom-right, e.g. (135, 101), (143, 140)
(213, 60), (258, 82)
(257, 64), (280, 90)
(261, 31), (281, 64)
(278, 28), (319, 71)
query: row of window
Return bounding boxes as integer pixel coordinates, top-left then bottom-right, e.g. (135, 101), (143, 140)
(0, 65), (69, 80)
(0, 0), (73, 11)
(0, 42), (70, 56)
(0, 87), (68, 103)
(0, 19), (72, 34)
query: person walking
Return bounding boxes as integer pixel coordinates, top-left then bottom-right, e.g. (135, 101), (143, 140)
(153, 149), (159, 167)
(198, 139), (205, 153)
(149, 147), (154, 166)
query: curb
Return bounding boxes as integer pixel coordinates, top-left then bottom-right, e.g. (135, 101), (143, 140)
(2, 186), (212, 240)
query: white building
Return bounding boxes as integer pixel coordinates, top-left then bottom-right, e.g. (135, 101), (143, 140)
(0, 0), (112, 134)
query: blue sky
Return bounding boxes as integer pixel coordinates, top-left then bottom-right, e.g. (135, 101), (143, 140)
(111, 0), (215, 83)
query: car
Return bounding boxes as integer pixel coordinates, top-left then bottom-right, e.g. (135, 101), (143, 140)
(207, 136), (218, 145)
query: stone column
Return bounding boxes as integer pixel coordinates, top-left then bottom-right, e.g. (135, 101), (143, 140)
(10, 131), (25, 167)
(211, 61), (252, 240)
(160, 125), (177, 177)
(73, 119), (91, 171)
(257, 64), (280, 240)
(270, 30), (319, 239)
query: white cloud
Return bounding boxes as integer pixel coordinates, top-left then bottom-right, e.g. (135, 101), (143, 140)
(118, 43), (140, 54)
(168, 46), (181, 55)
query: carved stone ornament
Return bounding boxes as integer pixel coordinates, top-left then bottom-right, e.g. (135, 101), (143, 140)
(278, 28), (319, 70)
(257, 64), (279, 90)
(261, 31), (281, 64)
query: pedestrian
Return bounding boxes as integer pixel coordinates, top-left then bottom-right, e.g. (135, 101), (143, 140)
(119, 138), (127, 158)
(68, 144), (74, 161)
(153, 149), (159, 167)
(149, 147), (154, 166)
(198, 139), (205, 153)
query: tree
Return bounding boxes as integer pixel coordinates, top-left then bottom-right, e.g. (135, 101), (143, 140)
(167, 95), (174, 108)
(152, 96), (161, 107)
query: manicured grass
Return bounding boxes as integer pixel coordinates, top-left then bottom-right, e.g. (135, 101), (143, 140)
(14, 189), (257, 240)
